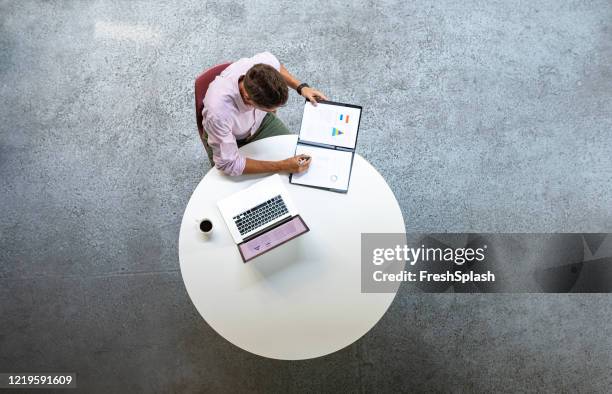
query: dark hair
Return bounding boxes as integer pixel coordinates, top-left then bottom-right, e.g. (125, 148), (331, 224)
(243, 64), (288, 109)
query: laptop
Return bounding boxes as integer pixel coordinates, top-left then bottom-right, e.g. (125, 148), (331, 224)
(217, 174), (309, 262)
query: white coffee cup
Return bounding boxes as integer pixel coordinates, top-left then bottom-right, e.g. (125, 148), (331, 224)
(197, 218), (213, 234)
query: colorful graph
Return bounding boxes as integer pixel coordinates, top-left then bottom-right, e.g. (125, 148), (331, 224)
(339, 114), (350, 123)
(332, 127), (344, 136)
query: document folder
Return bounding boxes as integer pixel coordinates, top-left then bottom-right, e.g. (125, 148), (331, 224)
(290, 100), (362, 193)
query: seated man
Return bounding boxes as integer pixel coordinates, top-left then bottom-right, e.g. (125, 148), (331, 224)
(202, 52), (327, 176)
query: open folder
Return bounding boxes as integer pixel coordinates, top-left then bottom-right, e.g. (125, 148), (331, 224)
(290, 100), (363, 193)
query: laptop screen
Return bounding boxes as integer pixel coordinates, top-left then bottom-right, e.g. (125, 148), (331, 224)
(238, 215), (309, 262)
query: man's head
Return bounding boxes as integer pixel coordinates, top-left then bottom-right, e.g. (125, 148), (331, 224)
(240, 64), (288, 111)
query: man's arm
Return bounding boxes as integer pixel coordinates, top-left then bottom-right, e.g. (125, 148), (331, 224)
(243, 155), (311, 174)
(279, 64), (328, 104)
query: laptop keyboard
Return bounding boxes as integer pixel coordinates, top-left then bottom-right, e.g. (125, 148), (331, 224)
(233, 195), (289, 236)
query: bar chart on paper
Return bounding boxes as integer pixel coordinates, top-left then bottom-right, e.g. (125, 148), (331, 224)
(332, 127), (344, 136)
(299, 102), (361, 148)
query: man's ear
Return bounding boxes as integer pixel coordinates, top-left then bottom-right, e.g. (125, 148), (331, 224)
(238, 77), (251, 103)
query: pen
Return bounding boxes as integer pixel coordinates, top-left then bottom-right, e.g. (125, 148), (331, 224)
(298, 156), (311, 166)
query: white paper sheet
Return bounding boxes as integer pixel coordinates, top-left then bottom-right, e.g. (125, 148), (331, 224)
(299, 102), (361, 149)
(291, 145), (353, 191)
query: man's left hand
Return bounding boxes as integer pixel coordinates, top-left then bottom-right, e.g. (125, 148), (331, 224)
(301, 87), (328, 105)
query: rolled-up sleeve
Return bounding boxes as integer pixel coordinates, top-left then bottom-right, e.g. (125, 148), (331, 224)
(204, 115), (246, 176)
(251, 51), (280, 71)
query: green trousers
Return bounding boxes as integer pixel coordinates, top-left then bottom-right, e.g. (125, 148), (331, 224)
(202, 113), (292, 166)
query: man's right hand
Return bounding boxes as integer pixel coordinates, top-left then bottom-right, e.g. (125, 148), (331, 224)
(242, 154), (312, 175)
(281, 154), (311, 173)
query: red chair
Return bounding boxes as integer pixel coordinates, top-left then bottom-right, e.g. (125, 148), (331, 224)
(195, 62), (232, 146)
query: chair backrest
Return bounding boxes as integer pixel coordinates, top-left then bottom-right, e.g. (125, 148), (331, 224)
(195, 62), (232, 139)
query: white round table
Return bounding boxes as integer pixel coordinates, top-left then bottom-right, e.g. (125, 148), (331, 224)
(179, 135), (405, 360)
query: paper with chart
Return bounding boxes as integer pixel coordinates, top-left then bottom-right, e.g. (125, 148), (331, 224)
(299, 102), (361, 149)
(291, 145), (353, 191)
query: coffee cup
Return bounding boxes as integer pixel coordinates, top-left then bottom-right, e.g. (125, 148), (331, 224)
(198, 218), (213, 234)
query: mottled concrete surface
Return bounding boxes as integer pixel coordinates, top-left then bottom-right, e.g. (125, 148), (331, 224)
(1, 0), (611, 392)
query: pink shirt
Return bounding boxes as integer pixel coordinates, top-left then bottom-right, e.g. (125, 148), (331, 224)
(202, 52), (281, 176)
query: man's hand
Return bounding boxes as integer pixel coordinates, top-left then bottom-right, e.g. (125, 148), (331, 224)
(281, 154), (312, 173)
(301, 87), (328, 105)
(243, 154), (311, 175)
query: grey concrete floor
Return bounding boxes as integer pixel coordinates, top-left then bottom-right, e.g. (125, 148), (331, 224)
(1, 0), (611, 392)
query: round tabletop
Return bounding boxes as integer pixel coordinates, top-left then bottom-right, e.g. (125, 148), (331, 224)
(179, 135), (405, 360)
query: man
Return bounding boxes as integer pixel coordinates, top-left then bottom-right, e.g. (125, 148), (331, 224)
(202, 52), (327, 176)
